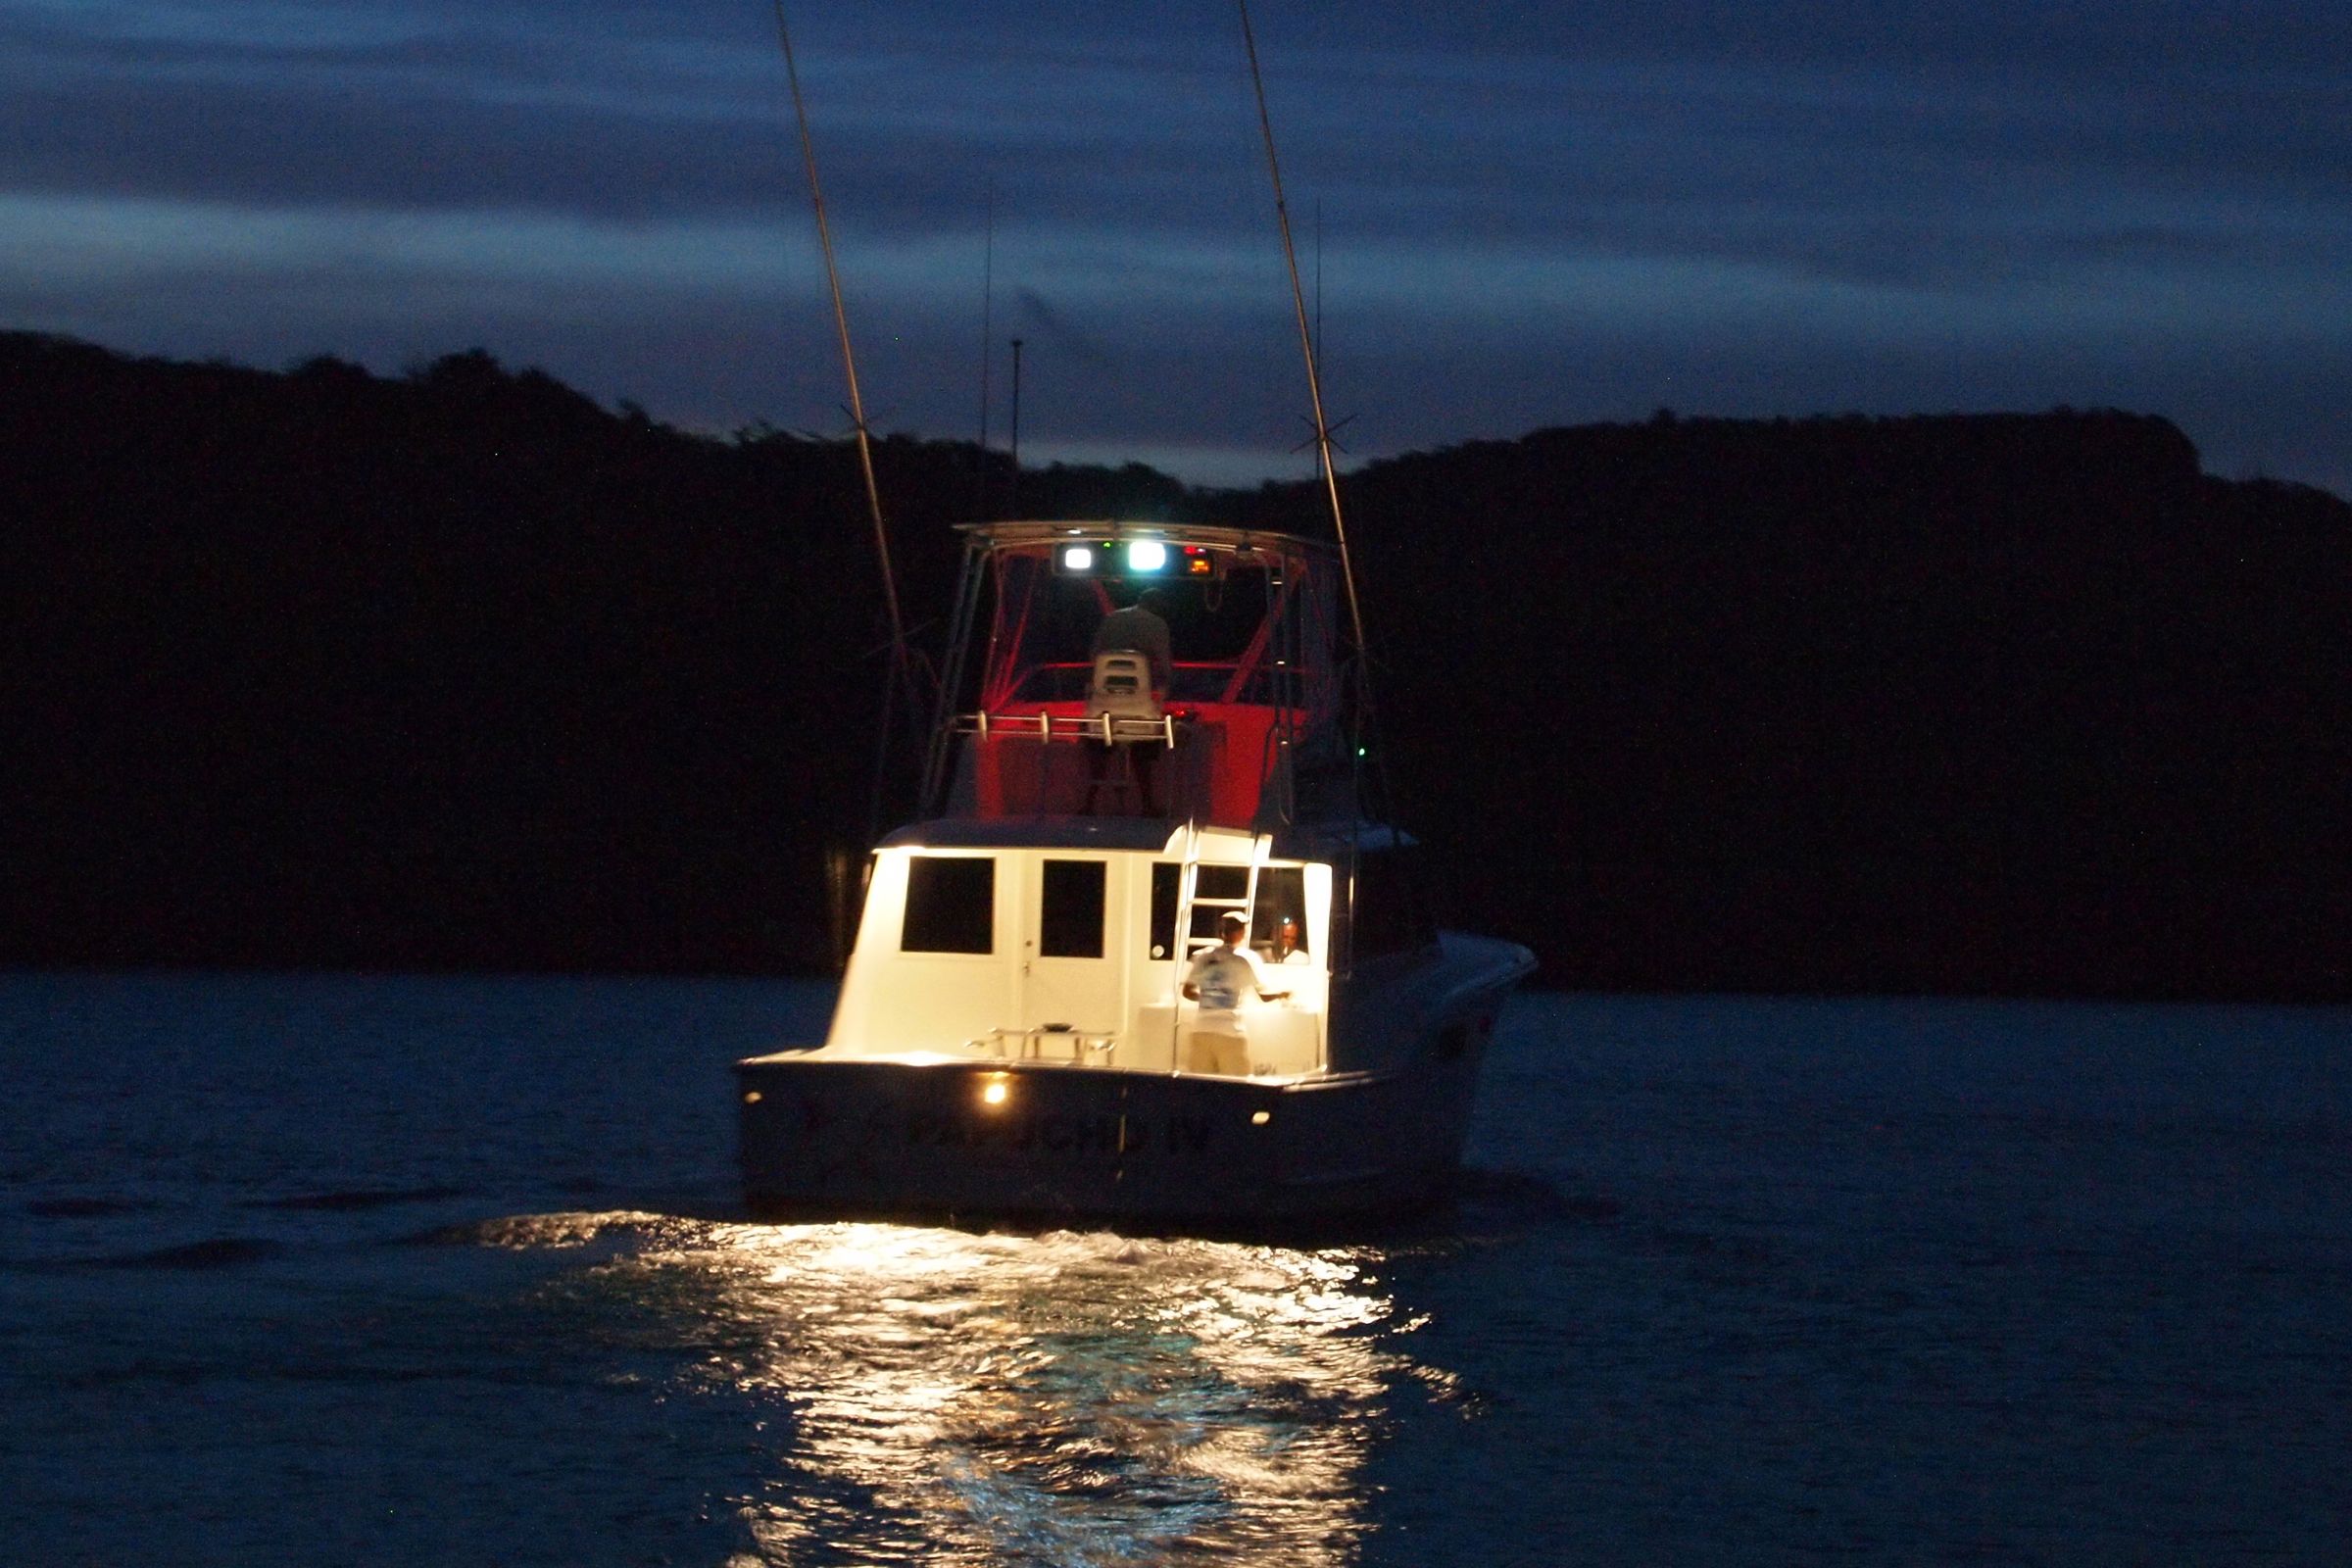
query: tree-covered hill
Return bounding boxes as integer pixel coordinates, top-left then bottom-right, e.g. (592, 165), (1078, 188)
(4, 331), (2343, 998)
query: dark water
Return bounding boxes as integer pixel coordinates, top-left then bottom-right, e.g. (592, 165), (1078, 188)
(3, 973), (2347, 1565)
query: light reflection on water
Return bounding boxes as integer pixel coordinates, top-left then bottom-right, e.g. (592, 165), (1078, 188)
(484, 1214), (1431, 1566)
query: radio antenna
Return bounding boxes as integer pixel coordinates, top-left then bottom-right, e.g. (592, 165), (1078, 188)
(977, 181), (996, 456)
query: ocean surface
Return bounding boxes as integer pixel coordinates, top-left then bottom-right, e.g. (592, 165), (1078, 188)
(3, 971), (2347, 1566)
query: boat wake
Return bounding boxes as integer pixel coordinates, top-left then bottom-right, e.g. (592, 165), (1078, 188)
(432, 1211), (1431, 1565)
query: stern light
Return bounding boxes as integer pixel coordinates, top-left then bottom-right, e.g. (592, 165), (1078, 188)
(978, 1073), (1011, 1109)
(1124, 540), (1168, 573)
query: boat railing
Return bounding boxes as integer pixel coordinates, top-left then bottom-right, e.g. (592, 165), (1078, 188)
(968, 1026), (1120, 1063)
(952, 710), (1177, 747)
(938, 691), (1349, 825)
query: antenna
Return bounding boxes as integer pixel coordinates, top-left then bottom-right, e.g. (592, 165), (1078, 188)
(975, 177), (996, 518)
(977, 181), (995, 453)
(1007, 336), (1025, 516)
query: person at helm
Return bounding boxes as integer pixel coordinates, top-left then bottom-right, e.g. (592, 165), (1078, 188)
(1181, 911), (1291, 1075)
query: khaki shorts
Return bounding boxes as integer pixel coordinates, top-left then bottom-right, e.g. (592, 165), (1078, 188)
(1184, 1030), (1249, 1077)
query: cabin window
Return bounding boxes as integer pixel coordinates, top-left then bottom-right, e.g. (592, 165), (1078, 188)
(1189, 864), (1250, 943)
(901, 856), (995, 954)
(1148, 861), (1291, 956)
(1148, 862), (1181, 958)
(1251, 865), (1308, 958)
(1039, 859), (1106, 958)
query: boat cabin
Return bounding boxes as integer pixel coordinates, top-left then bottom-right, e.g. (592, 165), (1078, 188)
(823, 821), (1336, 1079)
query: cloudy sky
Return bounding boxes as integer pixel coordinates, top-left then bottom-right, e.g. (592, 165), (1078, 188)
(5, 1), (2346, 492)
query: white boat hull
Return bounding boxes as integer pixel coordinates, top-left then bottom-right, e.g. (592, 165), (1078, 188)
(737, 933), (1533, 1228)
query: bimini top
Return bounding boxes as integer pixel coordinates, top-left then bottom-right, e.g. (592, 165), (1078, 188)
(922, 518), (1361, 831)
(957, 519), (1336, 566)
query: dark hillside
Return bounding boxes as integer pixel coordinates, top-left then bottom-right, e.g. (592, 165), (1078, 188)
(1312, 414), (2350, 998)
(3, 332), (2344, 998)
(6, 336), (873, 971)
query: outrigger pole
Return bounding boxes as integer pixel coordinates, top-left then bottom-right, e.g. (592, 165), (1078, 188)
(1243, 1), (1411, 969)
(770, 2), (915, 837)
(1237, 0), (1368, 674)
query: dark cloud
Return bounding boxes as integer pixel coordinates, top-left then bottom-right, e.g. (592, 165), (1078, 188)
(1, 0), (2343, 493)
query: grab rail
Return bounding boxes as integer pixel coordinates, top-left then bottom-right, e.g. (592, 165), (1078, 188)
(955, 711), (1178, 746)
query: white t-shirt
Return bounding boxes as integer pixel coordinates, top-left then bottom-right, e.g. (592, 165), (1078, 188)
(1185, 943), (1272, 1036)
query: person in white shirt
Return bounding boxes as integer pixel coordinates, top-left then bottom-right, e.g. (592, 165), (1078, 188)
(1181, 911), (1290, 1075)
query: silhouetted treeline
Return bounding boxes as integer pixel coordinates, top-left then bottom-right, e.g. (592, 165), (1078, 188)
(1319, 412), (2351, 1000)
(3, 331), (2344, 999)
(0, 334), (1214, 976)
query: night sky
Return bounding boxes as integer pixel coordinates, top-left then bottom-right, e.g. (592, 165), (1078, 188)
(7, 1), (2346, 492)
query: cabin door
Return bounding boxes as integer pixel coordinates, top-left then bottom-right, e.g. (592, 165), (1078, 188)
(1016, 857), (1126, 1044)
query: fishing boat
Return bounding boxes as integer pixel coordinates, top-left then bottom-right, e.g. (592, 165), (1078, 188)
(735, 517), (1534, 1224)
(734, 4), (1534, 1227)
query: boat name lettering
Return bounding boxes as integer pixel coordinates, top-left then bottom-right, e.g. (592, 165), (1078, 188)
(901, 1110), (1216, 1157)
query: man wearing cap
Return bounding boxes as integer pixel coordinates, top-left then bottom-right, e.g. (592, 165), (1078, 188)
(1180, 911), (1290, 1076)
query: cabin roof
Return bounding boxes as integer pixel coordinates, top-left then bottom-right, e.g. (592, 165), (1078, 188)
(880, 816), (1187, 853)
(878, 815), (1417, 858)
(957, 519), (1333, 564)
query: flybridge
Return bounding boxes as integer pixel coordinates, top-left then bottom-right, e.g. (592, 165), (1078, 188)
(921, 521), (1358, 831)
